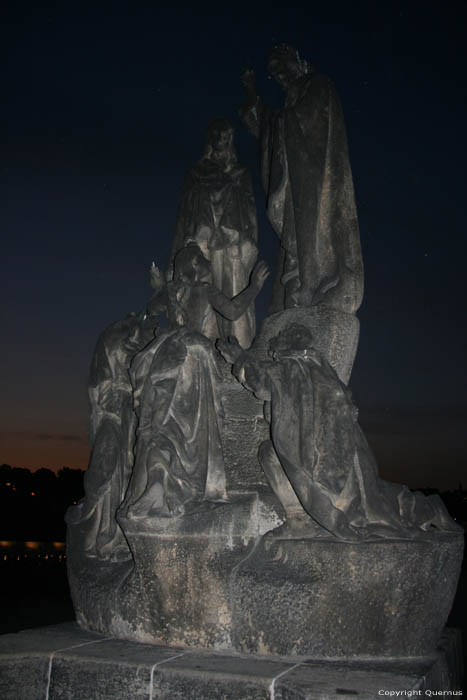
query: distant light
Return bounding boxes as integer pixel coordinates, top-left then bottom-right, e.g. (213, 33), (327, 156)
(52, 542), (65, 550)
(31, 492), (36, 496)
(0, 541), (12, 548)
(25, 541), (40, 550)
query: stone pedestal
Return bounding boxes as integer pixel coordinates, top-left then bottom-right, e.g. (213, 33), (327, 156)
(67, 490), (463, 658)
(0, 623), (463, 700)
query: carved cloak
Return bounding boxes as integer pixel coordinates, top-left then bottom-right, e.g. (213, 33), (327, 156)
(242, 73), (364, 313)
(236, 351), (457, 539)
(125, 329), (227, 517)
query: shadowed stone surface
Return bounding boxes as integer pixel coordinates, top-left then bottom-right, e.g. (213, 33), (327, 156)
(68, 486), (463, 657)
(231, 531), (464, 657)
(253, 306), (360, 384)
(218, 363), (269, 490)
(0, 624), (106, 700)
(0, 624), (462, 699)
(68, 490), (283, 648)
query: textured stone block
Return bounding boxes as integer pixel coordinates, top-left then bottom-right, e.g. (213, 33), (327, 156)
(231, 531), (464, 657)
(0, 625), (462, 699)
(0, 624), (105, 700)
(48, 639), (186, 700)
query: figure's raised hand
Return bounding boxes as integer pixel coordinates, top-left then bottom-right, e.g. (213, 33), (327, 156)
(216, 336), (243, 365)
(150, 262), (164, 291)
(251, 260), (270, 289)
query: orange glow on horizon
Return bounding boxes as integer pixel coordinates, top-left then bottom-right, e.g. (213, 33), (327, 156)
(1, 434), (89, 474)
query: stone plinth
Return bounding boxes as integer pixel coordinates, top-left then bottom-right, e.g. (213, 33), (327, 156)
(67, 489), (463, 658)
(0, 623), (463, 700)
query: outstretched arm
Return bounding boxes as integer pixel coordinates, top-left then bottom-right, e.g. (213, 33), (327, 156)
(207, 261), (269, 321)
(216, 336), (272, 401)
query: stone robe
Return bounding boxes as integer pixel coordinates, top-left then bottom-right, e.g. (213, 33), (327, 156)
(241, 73), (363, 313)
(170, 159), (258, 347)
(234, 350), (458, 539)
(67, 316), (152, 559)
(124, 329), (226, 517)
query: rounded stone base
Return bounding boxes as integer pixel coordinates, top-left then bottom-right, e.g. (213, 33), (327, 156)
(67, 491), (464, 658)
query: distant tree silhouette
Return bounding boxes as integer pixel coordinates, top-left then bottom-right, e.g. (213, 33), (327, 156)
(0, 465), (84, 541)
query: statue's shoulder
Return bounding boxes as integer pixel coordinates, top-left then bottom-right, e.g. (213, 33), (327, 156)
(301, 72), (331, 98)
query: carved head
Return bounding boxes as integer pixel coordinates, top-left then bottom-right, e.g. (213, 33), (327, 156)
(203, 117), (237, 169)
(269, 323), (315, 359)
(268, 44), (310, 90)
(173, 243), (211, 284)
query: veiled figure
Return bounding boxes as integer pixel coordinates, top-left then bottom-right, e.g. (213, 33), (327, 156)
(218, 324), (459, 540)
(123, 244), (269, 518)
(169, 118), (258, 348)
(240, 46), (363, 314)
(66, 312), (155, 559)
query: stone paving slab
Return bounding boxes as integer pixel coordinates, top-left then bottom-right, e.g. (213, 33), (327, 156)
(0, 623), (462, 700)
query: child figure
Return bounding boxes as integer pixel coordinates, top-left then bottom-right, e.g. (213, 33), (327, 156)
(167, 242), (268, 343)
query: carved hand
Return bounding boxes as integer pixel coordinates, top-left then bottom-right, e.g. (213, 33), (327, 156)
(216, 337), (243, 365)
(150, 262), (164, 291)
(251, 260), (270, 289)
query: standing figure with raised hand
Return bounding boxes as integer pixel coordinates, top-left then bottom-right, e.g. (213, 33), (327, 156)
(240, 45), (364, 315)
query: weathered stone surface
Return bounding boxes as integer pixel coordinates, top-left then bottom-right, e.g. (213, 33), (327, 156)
(48, 639), (184, 700)
(0, 623), (462, 699)
(253, 306), (360, 384)
(69, 484), (462, 658)
(219, 362), (269, 490)
(231, 531), (464, 658)
(68, 490), (283, 647)
(151, 651), (291, 700)
(0, 624), (105, 700)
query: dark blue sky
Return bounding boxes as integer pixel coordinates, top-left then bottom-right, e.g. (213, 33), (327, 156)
(1, 3), (466, 488)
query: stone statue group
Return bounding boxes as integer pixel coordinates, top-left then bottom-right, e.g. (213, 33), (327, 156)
(67, 45), (459, 563)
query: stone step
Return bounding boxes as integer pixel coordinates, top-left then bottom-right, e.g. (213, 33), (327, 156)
(0, 623), (462, 700)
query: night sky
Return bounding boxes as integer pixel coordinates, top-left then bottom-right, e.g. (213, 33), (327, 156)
(1, 4), (466, 490)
